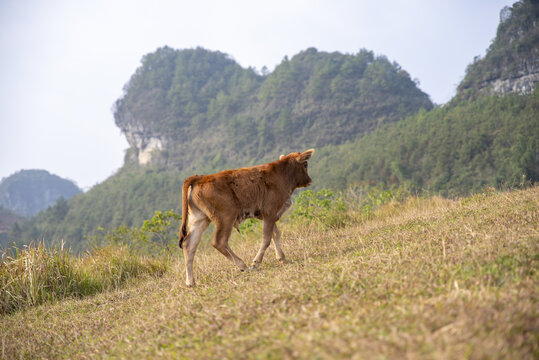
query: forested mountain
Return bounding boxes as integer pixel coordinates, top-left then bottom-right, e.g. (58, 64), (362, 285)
(113, 46), (431, 171)
(8, 0), (538, 250)
(0, 170), (81, 217)
(0, 169), (82, 249)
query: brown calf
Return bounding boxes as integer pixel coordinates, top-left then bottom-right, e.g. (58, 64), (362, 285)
(179, 149), (315, 286)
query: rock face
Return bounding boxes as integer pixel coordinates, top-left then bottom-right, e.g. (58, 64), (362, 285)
(481, 66), (539, 96)
(0, 170), (82, 217)
(113, 100), (169, 166)
(121, 121), (167, 165)
(489, 71), (539, 95)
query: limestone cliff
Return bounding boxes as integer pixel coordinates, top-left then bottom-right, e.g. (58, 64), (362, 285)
(114, 107), (168, 166)
(483, 70), (539, 96)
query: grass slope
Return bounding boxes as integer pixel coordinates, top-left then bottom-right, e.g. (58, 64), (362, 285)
(1, 187), (538, 359)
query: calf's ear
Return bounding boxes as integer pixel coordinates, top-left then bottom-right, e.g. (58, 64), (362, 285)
(299, 149), (315, 163)
(279, 154), (285, 160)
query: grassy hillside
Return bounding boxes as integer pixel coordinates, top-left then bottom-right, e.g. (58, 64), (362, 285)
(2, 186), (537, 359)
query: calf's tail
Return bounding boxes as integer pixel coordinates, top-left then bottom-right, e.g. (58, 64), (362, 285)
(179, 175), (201, 249)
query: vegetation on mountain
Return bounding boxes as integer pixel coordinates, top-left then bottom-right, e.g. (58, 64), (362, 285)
(5, 169), (186, 251)
(310, 88), (539, 195)
(17, 86), (536, 252)
(0, 207), (23, 232)
(114, 46), (432, 169)
(0, 207), (23, 249)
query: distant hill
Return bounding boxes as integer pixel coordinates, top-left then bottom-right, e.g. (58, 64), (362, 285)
(0, 170), (82, 217)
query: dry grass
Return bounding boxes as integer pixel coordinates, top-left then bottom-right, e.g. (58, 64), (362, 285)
(1, 187), (537, 359)
(0, 244), (167, 314)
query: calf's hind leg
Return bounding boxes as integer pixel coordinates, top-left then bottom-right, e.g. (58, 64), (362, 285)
(183, 213), (210, 287)
(212, 219), (248, 271)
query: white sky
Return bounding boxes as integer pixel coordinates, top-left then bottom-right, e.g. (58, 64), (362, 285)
(0, 0), (514, 190)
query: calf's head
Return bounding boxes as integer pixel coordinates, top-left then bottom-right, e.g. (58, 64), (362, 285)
(281, 149), (315, 188)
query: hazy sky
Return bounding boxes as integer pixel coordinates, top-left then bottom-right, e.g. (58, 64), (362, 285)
(0, 0), (514, 190)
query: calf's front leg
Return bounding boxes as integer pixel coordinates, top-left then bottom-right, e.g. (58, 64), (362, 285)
(272, 225), (286, 262)
(251, 219), (275, 268)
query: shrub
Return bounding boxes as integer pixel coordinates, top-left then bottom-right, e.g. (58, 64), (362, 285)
(290, 189), (350, 229)
(350, 185), (410, 215)
(93, 210), (181, 256)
